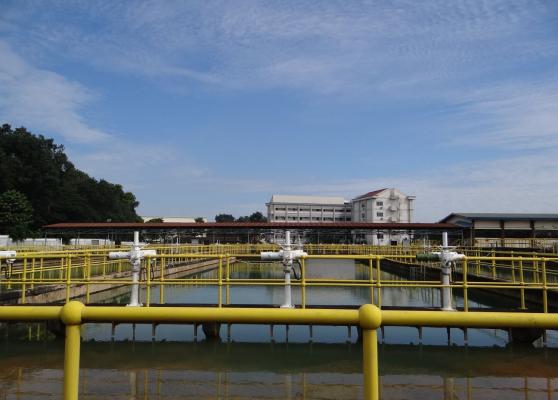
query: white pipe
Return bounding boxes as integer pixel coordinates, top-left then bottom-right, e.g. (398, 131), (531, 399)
(128, 231), (141, 307)
(108, 232), (154, 307)
(440, 231), (452, 311)
(0, 251), (16, 259)
(281, 231), (294, 308)
(440, 260), (453, 311)
(260, 230), (306, 308)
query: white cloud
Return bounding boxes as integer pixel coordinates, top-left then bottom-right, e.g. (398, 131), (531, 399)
(205, 148), (558, 221)
(3, 1), (556, 94)
(447, 81), (558, 149)
(1, 2), (557, 220)
(0, 40), (109, 142)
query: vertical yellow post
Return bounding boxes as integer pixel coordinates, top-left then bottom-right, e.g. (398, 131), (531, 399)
(533, 258), (539, 284)
(159, 257), (165, 304)
(519, 257), (525, 310)
(30, 258), (35, 289)
(225, 256), (230, 305)
(510, 250), (516, 283)
(475, 249), (484, 276)
(369, 257), (374, 304)
(491, 250), (496, 279)
(39, 257), (44, 283)
(218, 256), (223, 307)
(22, 258), (27, 304)
(102, 257), (106, 278)
(61, 301), (85, 400)
(146, 258), (151, 307)
(375, 258), (382, 308)
(85, 254), (91, 304)
(542, 259), (548, 313)
(462, 258), (468, 312)
(362, 329), (379, 400)
(359, 305), (381, 400)
(301, 257), (306, 309)
(66, 256), (72, 303)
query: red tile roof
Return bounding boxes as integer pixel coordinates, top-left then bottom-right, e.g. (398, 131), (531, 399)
(353, 188), (387, 200)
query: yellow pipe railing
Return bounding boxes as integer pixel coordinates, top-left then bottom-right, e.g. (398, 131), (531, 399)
(2, 302), (558, 399)
(2, 251), (558, 312)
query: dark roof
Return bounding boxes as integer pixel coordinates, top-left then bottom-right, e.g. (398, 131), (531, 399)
(440, 213), (558, 224)
(353, 188), (387, 200)
(44, 221), (459, 231)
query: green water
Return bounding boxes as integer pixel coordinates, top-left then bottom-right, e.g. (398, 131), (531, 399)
(1, 258), (557, 399)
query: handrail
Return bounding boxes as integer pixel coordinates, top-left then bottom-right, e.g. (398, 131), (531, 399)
(2, 251), (558, 311)
(2, 302), (558, 399)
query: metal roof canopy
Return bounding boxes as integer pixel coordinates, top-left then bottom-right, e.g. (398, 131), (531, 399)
(43, 221), (459, 235)
(440, 213), (558, 223)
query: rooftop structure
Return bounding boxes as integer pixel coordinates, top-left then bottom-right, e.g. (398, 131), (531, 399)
(266, 195), (351, 223)
(440, 213), (558, 247)
(141, 216), (206, 223)
(268, 195), (348, 205)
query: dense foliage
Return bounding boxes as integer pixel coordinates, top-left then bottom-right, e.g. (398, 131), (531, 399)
(0, 190), (34, 241)
(215, 212), (267, 223)
(0, 124), (141, 235)
(236, 211), (267, 222)
(215, 213), (235, 222)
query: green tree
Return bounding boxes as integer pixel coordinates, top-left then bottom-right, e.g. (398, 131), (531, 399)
(249, 211), (267, 222)
(215, 213), (235, 222)
(0, 190), (34, 241)
(0, 124), (142, 227)
(195, 217), (205, 223)
(235, 211), (267, 222)
(146, 218), (164, 223)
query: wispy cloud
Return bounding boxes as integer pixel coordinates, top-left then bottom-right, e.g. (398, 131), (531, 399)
(0, 38), (207, 198)
(0, 40), (109, 143)
(1, 1), (557, 220)
(448, 80), (558, 149)
(2, 1), (556, 94)
(210, 148), (558, 221)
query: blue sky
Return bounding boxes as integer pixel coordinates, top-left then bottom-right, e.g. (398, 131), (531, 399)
(1, 1), (557, 221)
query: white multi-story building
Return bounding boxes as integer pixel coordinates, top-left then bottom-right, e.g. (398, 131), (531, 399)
(266, 189), (415, 245)
(351, 188), (415, 245)
(266, 195), (352, 222)
(351, 188), (414, 223)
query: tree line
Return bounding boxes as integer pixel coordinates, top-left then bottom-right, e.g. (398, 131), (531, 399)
(0, 124), (141, 240)
(215, 212), (267, 223)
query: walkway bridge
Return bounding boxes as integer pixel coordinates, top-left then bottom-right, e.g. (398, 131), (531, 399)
(1, 242), (558, 399)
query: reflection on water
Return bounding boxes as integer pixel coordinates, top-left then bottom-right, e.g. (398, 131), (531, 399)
(1, 259), (557, 398)
(1, 341), (558, 399)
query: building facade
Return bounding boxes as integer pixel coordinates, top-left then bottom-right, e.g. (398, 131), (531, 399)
(266, 189), (415, 245)
(266, 195), (352, 223)
(350, 188), (415, 245)
(440, 213), (558, 248)
(351, 188), (414, 223)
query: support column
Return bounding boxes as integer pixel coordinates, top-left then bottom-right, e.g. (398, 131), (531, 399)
(500, 220), (505, 247)
(359, 304), (382, 400)
(61, 301), (85, 400)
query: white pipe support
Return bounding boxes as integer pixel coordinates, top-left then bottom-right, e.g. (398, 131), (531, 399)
(0, 251), (16, 259)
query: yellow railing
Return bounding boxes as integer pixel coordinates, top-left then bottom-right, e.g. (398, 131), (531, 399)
(3, 302), (558, 399)
(2, 252), (558, 312)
